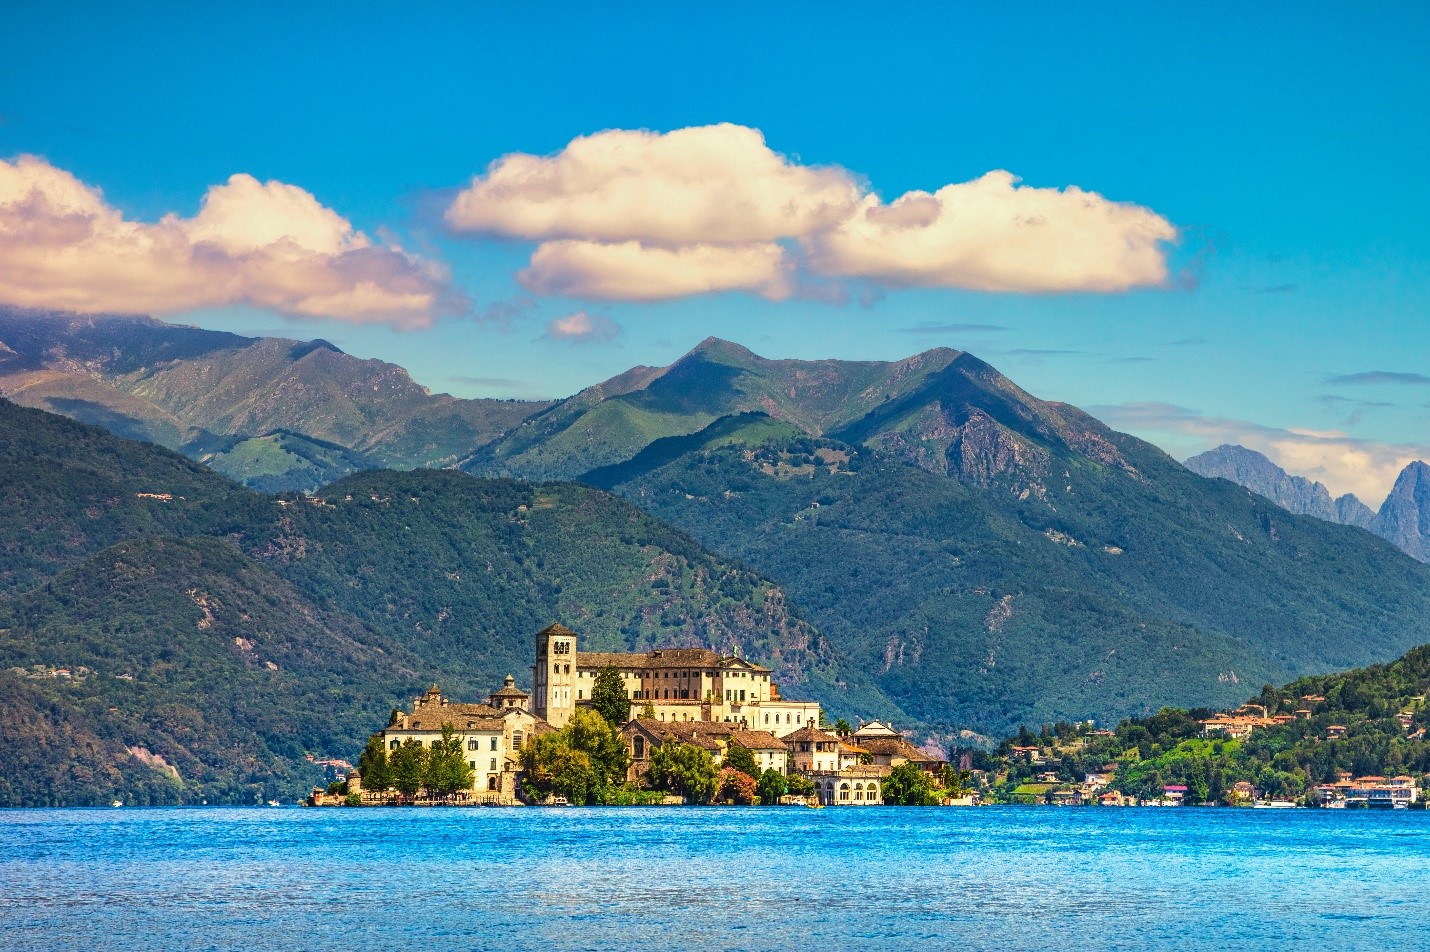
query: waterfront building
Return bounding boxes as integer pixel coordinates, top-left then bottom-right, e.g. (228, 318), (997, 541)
(374, 678), (555, 801)
(531, 623), (820, 734)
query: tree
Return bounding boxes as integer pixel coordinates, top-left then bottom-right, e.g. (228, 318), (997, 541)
(716, 767), (758, 805)
(646, 742), (719, 804)
(519, 709), (629, 805)
(833, 718), (852, 737)
(424, 725), (474, 798)
(641, 699), (657, 719)
(591, 665), (631, 727)
(389, 738), (428, 797)
(722, 742), (758, 779)
(883, 763), (939, 805)
(756, 768), (787, 805)
(357, 734), (390, 792)
(785, 773), (816, 798)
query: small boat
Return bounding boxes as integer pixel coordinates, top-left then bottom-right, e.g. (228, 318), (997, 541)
(266, 800), (281, 807)
(111, 800), (123, 808)
(545, 796), (571, 807)
(1253, 799), (1298, 809)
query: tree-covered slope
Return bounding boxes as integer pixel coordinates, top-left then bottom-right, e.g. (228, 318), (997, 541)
(239, 469), (870, 712)
(0, 398), (270, 596)
(0, 537), (424, 806)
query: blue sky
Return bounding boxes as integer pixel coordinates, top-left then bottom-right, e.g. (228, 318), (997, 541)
(3, 2), (1428, 502)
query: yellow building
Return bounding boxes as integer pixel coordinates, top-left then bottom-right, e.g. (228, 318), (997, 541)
(532, 623), (820, 735)
(376, 678), (554, 802)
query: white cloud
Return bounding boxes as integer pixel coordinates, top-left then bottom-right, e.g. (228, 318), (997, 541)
(1092, 401), (1429, 505)
(445, 123), (861, 244)
(541, 310), (622, 344)
(521, 240), (791, 301)
(807, 172), (1177, 292)
(0, 155), (459, 328)
(444, 124), (1177, 302)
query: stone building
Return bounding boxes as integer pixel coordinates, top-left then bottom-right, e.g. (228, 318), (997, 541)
(850, 720), (945, 774)
(620, 719), (788, 781)
(531, 623), (820, 734)
(374, 677), (554, 801)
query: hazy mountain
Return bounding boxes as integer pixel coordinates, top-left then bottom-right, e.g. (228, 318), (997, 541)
(0, 307), (550, 490)
(1374, 461), (1430, 562)
(1185, 444), (1425, 560)
(0, 400), (852, 805)
(1184, 444), (1345, 522)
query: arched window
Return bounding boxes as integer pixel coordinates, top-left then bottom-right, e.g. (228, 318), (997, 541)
(839, 783), (850, 800)
(634, 736), (645, 759)
(488, 776), (498, 791)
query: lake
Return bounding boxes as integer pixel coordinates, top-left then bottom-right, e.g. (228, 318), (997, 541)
(1, 806), (1426, 950)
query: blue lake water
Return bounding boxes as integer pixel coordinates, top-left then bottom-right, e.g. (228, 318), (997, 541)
(1, 806), (1427, 950)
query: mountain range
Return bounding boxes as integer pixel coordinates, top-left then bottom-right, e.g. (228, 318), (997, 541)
(0, 307), (548, 491)
(1186, 444), (1430, 562)
(5, 307), (1430, 804)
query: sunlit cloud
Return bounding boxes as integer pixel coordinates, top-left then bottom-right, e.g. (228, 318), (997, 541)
(540, 309), (622, 344)
(0, 155), (461, 328)
(1092, 400), (1429, 504)
(445, 124), (1177, 302)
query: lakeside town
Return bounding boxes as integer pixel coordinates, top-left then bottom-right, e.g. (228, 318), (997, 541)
(309, 624), (1426, 810)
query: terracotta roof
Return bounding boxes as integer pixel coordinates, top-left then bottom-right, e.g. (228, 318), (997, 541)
(855, 737), (941, 763)
(575, 647), (770, 673)
(623, 718), (735, 751)
(783, 724), (842, 744)
(726, 730), (787, 751)
(395, 707), (507, 733)
(538, 623), (577, 638)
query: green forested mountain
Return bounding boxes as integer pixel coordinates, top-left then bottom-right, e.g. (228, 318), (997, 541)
(0, 399), (841, 805)
(0, 307), (548, 489)
(0, 538), (422, 806)
(0, 399), (270, 595)
(570, 347), (1430, 734)
(239, 469), (860, 708)
(462, 337), (961, 480)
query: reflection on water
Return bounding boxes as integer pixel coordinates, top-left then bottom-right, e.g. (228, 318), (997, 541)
(1, 807), (1427, 950)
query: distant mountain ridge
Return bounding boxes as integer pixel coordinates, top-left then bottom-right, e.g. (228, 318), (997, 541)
(0, 307), (550, 490)
(1185, 444), (1428, 561)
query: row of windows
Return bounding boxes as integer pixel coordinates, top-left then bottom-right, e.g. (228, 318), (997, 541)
(763, 711), (806, 726)
(390, 736), (502, 751)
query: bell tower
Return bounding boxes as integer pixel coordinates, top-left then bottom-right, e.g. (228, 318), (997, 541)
(533, 623), (577, 728)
